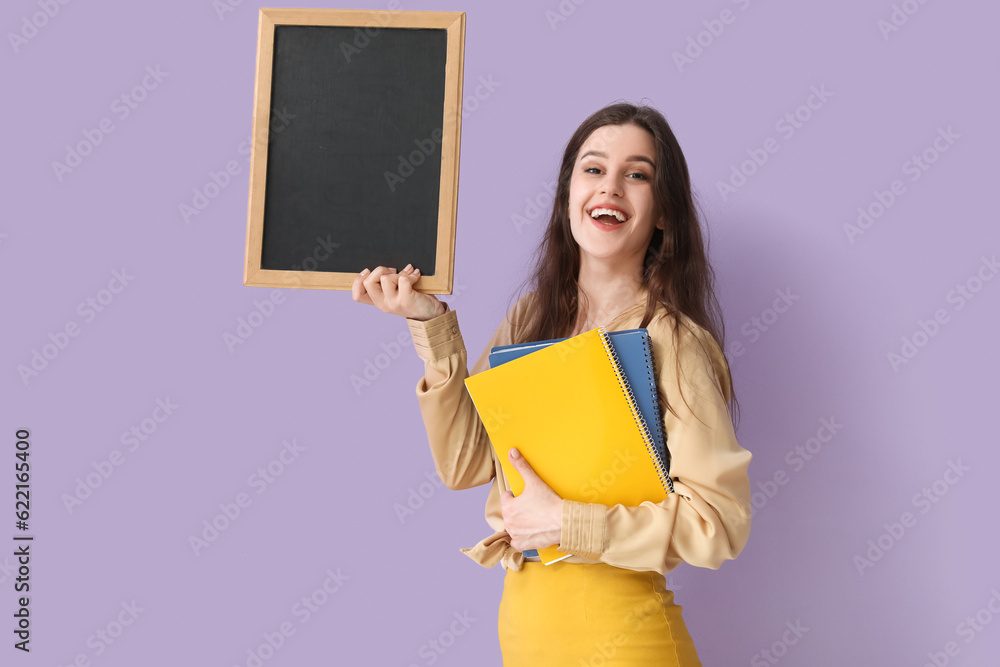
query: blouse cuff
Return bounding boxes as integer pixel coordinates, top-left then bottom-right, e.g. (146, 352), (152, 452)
(406, 303), (463, 362)
(557, 499), (606, 559)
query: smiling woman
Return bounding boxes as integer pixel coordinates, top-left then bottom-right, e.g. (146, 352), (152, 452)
(352, 102), (752, 666)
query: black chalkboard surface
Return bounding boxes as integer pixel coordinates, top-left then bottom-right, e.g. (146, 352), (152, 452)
(244, 9), (465, 294)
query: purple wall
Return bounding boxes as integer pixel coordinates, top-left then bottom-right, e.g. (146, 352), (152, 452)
(3, 0), (998, 664)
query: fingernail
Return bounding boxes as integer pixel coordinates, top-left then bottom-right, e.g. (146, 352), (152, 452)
(413, 268), (420, 274)
(360, 268), (370, 276)
(509, 448), (519, 459)
(403, 263), (413, 271)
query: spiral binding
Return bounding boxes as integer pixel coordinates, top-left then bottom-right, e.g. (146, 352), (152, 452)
(597, 327), (675, 496)
(644, 335), (671, 479)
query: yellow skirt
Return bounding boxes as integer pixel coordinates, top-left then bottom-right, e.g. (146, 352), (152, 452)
(498, 561), (702, 666)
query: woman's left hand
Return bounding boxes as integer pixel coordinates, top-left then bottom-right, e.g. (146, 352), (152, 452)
(499, 448), (564, 551)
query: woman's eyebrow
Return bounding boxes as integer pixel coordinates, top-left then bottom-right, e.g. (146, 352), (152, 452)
(580, 150), (655, 167)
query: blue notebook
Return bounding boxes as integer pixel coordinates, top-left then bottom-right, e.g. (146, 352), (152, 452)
(488, 328), (668, 559)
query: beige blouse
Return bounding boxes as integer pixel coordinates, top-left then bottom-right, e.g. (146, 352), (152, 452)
(404, 290), (752, 576)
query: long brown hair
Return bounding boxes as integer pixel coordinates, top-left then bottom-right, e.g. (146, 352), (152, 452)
(507, 102), (741, 430)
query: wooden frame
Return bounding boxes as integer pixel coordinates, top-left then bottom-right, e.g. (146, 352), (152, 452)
(243, 8), (466, 294)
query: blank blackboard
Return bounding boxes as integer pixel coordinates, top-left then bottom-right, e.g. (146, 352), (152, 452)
(244, 9), (465, 294)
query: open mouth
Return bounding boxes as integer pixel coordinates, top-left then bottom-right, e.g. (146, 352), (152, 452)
(588, 207), (629, 226)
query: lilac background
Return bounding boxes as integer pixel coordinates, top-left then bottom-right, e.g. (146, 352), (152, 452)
(3, 0), (998, 665)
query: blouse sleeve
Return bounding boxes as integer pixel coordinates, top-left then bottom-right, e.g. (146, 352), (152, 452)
(405, 298), (524, 491)
(555, 316), (753, 576)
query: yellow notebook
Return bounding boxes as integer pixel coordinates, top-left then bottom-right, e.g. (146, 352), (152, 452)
(464, 326), (672, 564)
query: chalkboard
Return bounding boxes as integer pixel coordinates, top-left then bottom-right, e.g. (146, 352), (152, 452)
(244, 8), (465, 294)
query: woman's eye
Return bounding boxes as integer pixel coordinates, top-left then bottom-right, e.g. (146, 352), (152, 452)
(583, 166), (650, 180)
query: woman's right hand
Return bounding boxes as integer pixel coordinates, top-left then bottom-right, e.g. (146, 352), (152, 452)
(351, 264), (446, 322)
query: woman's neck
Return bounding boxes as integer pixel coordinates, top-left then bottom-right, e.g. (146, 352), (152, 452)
(571, 270), (648, 336)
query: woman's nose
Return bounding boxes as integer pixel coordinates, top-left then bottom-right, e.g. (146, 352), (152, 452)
(599, 172), (624, 197)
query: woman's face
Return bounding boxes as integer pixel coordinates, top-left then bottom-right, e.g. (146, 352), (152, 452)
(568, 123), (664, 268)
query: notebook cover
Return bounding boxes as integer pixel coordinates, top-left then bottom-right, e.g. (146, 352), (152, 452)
(490, 328), (667, 471)
(464, 327), (671, 565)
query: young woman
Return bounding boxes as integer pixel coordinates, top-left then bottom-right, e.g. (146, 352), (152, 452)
(352, 102), (752, 666)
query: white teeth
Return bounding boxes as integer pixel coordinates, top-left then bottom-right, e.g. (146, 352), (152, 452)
(589, 207), (626, 222)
